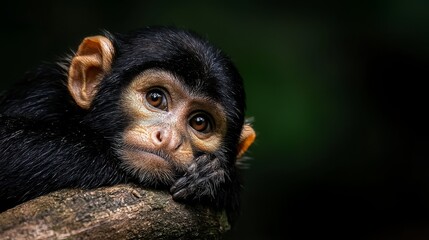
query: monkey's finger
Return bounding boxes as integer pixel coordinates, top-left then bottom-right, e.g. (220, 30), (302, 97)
(171, 188), (189, 200)
(170, 177), (187, 193)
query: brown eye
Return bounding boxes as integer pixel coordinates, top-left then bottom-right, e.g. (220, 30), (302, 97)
(146, 89), (167, 110)
(189, 113), (212, 133)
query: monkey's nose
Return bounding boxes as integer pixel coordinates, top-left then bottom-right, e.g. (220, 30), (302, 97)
(151, 128), (183, 151)
(151, 129), (168, 146)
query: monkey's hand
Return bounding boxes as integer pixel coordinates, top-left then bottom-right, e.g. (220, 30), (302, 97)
(170, 154), (235, 210)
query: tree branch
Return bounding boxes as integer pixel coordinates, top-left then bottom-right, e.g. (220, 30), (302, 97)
(0, 184), (230, 239)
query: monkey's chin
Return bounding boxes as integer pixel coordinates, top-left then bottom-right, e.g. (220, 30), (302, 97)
(120, 148), (176, 187)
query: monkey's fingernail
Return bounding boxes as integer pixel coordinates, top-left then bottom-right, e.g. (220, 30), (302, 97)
(172, 189), (187, 200)
(170, 181), (185, 193)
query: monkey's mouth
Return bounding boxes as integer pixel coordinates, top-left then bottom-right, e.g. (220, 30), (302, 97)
(124, 145), (172, 163)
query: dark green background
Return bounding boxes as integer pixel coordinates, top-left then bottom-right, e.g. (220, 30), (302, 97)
(2, 1), (429, 239)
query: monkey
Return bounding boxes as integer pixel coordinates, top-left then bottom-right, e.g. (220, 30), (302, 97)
(0, 27), (255, 222)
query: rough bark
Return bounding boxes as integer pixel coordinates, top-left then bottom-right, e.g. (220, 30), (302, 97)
(0, 184), (230, 240)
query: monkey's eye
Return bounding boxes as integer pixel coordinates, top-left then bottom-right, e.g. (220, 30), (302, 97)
(189, 113), (213, 133)
(146, 89), (167, 110)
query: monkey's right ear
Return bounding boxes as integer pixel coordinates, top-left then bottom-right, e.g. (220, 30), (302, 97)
(68, 36), (114, 109)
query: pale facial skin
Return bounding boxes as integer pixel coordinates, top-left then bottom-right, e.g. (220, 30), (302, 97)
(119, 69), (227, 185)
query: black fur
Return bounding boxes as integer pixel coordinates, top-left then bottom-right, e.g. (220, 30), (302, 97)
(0, 27), (246, 221)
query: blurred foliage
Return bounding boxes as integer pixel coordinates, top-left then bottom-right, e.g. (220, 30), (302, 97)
(1, 0), (429, 239)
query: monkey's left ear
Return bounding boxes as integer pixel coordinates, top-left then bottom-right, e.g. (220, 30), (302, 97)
(68, 36), (114, 109)
(237, 124), (256, 158)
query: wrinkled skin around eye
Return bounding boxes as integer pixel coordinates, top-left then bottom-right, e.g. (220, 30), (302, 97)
(146, 89), (167, 110)
(189, 113), (211, 133)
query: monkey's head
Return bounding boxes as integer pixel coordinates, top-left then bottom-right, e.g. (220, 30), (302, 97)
(67, 27), (255, 187)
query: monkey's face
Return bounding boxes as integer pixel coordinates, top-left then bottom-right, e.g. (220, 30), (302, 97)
(119, 69), (227, 186)
(67, 30), (255, 188)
